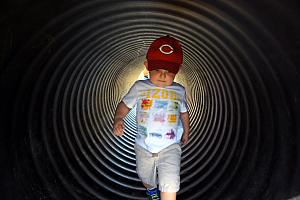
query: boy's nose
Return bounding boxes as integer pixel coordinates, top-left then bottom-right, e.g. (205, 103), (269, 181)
(159, 71), (167, 78)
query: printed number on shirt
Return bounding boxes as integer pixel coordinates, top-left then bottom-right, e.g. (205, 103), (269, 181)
(141, 88), (176, 100)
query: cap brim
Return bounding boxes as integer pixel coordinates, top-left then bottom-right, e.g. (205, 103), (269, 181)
(147, 60), (180, 74)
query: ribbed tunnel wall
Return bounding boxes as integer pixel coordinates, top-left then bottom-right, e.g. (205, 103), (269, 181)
(1, 1), (300, 200)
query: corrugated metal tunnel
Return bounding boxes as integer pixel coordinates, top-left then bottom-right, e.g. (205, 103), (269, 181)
(0, 0), (300, 200)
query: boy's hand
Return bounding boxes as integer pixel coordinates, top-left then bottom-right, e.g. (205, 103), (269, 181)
(181, 133), (189, 145)
(113, 118), (125, 136)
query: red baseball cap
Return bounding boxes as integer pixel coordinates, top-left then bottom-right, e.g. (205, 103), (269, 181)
(146, 35), (183, 74)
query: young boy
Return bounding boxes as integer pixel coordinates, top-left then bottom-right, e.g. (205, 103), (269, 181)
(113, 35), (190, 200)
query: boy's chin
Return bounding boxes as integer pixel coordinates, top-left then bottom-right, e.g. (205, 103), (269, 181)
(149, 79), (173, 87)
(156, 83), (172, 87)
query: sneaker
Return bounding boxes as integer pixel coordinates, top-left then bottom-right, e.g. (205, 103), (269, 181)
(146, 188), (160, 200)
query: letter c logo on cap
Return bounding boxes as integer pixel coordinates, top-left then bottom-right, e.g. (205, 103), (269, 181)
(159, 44), (174, 55)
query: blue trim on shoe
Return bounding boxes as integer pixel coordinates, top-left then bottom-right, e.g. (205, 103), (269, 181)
(146, 188), (160, 200)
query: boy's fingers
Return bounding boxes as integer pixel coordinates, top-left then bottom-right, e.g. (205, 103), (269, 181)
(118, 123), (124, 132)
(113, 123), (125, 136)
(181, 136), (188, 145)
(114, 130), (122, 136)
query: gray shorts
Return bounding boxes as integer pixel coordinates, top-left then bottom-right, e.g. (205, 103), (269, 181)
(134, 143), (182, 192)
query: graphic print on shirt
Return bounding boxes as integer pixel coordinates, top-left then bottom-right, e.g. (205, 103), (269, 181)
(137, 88), (179, 137)
(167, 102), (179, 124)
(149, 132), (163, 139)
(137, 125), (147, 137)
(140, 88), (177, 100)
(138, 112), (149, 126)
(152, 101), (168, 124)
(122, 80), (187, 153)
(168, 101), (179, 111)
(146, 99), (179, 143)
(167, 114), (177, 123)
(165, 129), (176, 139)
(141, 99), (153, 110)
(136, 86), (184, 150)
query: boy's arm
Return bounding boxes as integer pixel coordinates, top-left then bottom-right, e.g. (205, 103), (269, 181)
(180, 112), (190, 145)
(113, 101), (131, 136)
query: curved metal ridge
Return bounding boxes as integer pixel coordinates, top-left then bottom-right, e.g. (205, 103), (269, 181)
(0, 0), (299, 200)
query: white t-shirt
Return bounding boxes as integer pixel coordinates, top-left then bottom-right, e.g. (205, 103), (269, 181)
(122, 79), (188, 153)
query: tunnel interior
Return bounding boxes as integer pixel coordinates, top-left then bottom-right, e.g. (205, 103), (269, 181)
(0, 0), (300, 200)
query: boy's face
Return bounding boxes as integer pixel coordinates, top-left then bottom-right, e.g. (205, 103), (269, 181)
(149, 69), (176, 87)
(144, 60), (176, 87)
(148, 69), (176, 87)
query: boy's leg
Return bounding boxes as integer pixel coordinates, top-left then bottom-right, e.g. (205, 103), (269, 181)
(143, 183), (156, 189)
(134, 144), (160, 198)
(160, 192), (176, 200)
(157, 144), (182, 200)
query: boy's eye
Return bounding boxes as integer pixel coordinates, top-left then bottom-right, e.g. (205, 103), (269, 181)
(154, 69), (169, 73)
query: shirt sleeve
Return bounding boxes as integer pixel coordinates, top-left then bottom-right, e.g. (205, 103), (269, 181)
(122, 82), (138, 109)
(180, 90), (188, 113)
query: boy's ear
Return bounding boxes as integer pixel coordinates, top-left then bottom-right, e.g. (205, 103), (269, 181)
(144, 60), (148, 70)
(177, 64), (182, 73)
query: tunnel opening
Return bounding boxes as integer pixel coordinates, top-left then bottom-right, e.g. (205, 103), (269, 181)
(0, 0), (300, 200)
